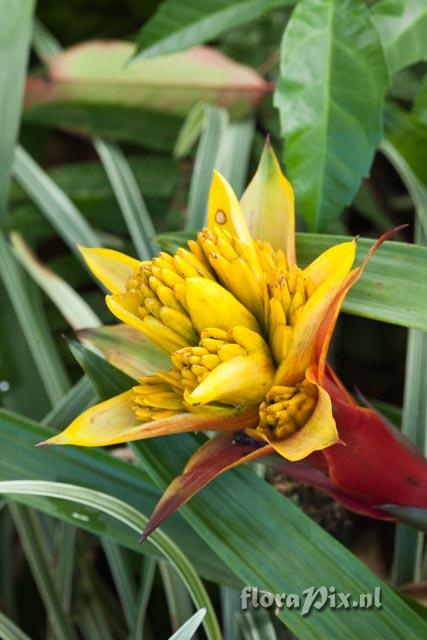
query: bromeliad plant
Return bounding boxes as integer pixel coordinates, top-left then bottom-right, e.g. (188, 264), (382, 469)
(40, 143), (427, 538)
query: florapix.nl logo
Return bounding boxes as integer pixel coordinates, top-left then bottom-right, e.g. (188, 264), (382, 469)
(240, 586), (382, 616)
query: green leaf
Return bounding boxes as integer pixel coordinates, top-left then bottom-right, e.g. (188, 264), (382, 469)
(380, 142), (427, 585)
(371, 0), (427, 76)
(156, 231), (196, 254)
(168, 609), (206, 640)
(135, 0), (293, 59)
(159, 561), (194, 632)
(0, 232), (70, 406)
(12, 146), (101, 253)
(101, 538), (137, 630)
(384, 102), (427, 193)
(133, 434), (427, 638)
(9, 503), (77, 640)
(132, 558), (156, 640)
(94, 140), (158, 260)
(11, 232), (100, 331)
(77, 324), (170, 380)
(413, 73), (427, 124)
(185, 106), (229, 231)
(42, 376), (97, 430)
(215, 118), (255, 197)
(0, 0), (34, 218)
(274, 0), (389, 231)
(236, 609), (278, 640)
(0, 407), (236, 588)
(382, 505), (427, 533)
(67, 340), (136, 399)
(0, 481), (221, 640)
(0, 611), (32, 640)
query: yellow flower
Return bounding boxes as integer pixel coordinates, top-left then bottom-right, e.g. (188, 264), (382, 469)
(41, 142), (370, 464)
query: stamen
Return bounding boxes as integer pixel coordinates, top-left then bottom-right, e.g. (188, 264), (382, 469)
(257, 380), (317, 440)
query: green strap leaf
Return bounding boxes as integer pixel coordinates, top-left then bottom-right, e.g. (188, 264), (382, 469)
(9, 503), (78, 640)
(0, 407), (235, 587)
(94, 140), (158, 260)
(12, 146), (101, 253)
(132, 433), (427, 639)
(0, 233), (70, 406)
(0, 0), (34, 218)
(0, 481), (221, 640)
(371, 0), (427, 76)
(274, 0), (389, 231)
(0, 611), (32, 640)
(11, 232), (100, 331)
(168, 609), (206, 640)
(185, 105), (229, 231)
(135, 0), (294, 59)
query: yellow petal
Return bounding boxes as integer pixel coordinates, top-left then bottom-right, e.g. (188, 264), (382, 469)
(79, 246), (140, 293)
(276, 240), (356, 385)
(185, 277), (260, 333)
(41, 390), (138, 446)
(187, 328), (274, 406)
(39, 390), (254, 447)
(207, 171), (253, 244)
(240, 140), (296, 265)
(263, 383), (338, 461)
(106, 292), (189, 353)
(207, 171), (262, 277)
(302, 240), (355, 288)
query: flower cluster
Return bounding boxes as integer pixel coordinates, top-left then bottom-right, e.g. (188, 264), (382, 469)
(41, 143), (427, 539)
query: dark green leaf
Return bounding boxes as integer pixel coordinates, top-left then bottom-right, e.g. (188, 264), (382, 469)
(67, 340), (136, 400)
(384, 102), (427, 190)
(371, 0), (427, 76)
(0, 0), (34, 218)
(133, 433), (427, 638)
(0, 408), (236, 587)
(135, 0), (294, 59)
(274, 0), (389, 230)
(382, 505), (427, 533)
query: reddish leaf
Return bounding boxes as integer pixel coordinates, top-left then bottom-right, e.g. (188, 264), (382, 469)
(141, 431), (271, 540)
(25, 41), (271, 120)
(324, 398), (427, 511)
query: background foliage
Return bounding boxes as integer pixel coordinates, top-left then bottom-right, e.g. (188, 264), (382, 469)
(1, 0), (427, 638)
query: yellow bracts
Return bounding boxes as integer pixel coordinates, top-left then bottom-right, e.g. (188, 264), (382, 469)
(44, 143), (365, 462)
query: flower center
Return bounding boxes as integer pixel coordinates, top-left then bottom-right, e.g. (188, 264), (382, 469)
(257, 380), (317, 439)
(126, 246), (212, 347)
(267, 264), (314, 364)
(197, 226), (265, 322)
(132, 375), (185, 421)
(171, 327), (246, 394)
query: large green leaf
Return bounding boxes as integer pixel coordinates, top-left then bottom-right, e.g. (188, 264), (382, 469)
(274, 0), (389, 231)
(371, 0), (427, 76)
(0, 408), (236, 588)
(0, 0), (34, 218)
(0, 481), (221, 640)
(135, 0), (294, 58)
(133, 433), (427, 639)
